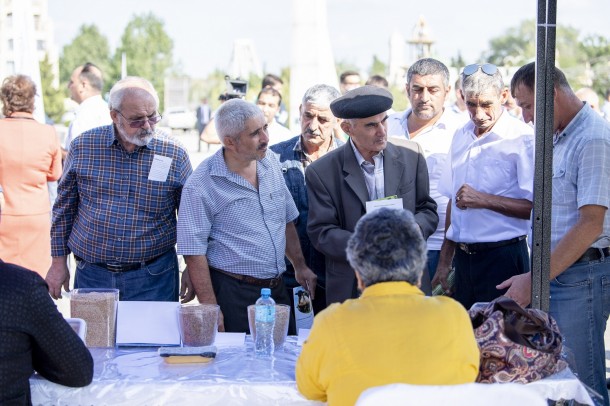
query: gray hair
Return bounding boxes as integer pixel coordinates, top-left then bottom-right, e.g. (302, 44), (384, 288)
(346, 208), (426, 287)
(462, 66), (504, 98)
(302, 84), (341, 108)
(108, 76), (159, 111)
(214, 99), (264, 144)
(406, 58), (450, 88)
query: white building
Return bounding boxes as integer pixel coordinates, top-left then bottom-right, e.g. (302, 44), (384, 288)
(0, 0), (59, 86)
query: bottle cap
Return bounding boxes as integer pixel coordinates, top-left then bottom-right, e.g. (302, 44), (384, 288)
(261, 288), (271, 296)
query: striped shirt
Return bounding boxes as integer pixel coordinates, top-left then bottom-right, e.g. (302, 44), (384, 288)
(551, 103), (610, 250)
(350, 139), (384, 201)
(51, 125), (192, 262)
(177, 148), (299, 279)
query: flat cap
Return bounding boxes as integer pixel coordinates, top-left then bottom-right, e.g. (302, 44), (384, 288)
(330, 85), (393, 119)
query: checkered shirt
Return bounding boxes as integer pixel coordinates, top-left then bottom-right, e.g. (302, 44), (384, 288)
(51, 125), (192, 262)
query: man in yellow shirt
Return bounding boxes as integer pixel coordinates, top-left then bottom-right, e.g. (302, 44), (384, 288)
(296, 208), (479, 406)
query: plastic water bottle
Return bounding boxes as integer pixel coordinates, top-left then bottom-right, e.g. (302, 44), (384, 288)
(254, 288), (275, 357)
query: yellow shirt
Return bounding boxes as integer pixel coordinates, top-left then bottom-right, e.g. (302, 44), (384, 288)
(296, 282), (480, 406)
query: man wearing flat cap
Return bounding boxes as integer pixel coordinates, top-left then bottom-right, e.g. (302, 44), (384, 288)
(306, 85), (438, 305)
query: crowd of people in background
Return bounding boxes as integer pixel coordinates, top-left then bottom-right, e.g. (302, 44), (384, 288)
(1, 56), (610, 405)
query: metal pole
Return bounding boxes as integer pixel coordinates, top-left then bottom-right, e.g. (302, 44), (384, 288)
(531, 0), (557, 311)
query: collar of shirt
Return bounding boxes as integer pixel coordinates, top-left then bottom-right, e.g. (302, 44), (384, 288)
(296, 136), (342, 167)
(209, 147), (272, 182)
(554, 101), (590, 146)
(350, 138), (384, 166)
(465, 109), (515, 143)
(361, 281), (424, 299)
(403, 108), (454, 138)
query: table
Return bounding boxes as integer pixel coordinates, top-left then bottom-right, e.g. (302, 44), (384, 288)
(30, 337), (594, 406)
(31, 337), (319, 406)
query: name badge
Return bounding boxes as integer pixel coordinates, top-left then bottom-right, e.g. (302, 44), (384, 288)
(148, 154), (172, 182)
(365, 196), (403, 214)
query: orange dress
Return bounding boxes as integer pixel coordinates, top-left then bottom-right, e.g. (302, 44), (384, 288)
(0, 114), (62, 276)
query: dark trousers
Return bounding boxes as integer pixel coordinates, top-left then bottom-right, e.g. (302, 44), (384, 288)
(453, 238), (530, 310)
(209, 268), (295, 334)
(74, 249), (179, 301)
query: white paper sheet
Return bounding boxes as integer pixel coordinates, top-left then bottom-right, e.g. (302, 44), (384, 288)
(365, 197), (403, 213)
(214, 332), (246, 347)
(117, 301), (180, 346)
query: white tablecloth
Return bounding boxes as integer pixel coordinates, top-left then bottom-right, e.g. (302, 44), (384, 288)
(30, 337), (594, 406)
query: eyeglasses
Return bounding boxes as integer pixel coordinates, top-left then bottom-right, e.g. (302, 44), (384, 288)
(114, 110), (162, 128)
(462, 63), (498, 77)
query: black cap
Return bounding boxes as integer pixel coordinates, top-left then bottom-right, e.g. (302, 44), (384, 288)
(330, 85), (393, 119)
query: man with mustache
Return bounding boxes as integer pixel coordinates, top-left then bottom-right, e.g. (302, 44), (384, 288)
(387, 58), (467, 280)
(306, 85), (438, 305)
(270, 84), (344, 314)
(177, 99), (317, 332)
(47, 76), (192, 302)
(433, 64), (535, 310)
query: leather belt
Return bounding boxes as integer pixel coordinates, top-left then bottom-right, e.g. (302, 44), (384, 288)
(575, 247), (610, 264)
(209, 266), (281, 288)
(74, 253), (163, 273)
(457, 235), (526, 255)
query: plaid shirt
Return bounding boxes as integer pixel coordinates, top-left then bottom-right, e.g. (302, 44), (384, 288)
(551, 103), (610, 250)
(51, 125), (192, 263)
(177, 148), (298, 279)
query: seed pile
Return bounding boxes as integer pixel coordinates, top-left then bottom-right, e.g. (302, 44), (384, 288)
(71, 291), (117, 347)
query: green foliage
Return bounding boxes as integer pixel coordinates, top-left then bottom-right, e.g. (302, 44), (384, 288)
(39, 54), (64, 123)
(484, 20), (537, 66)
(280, 66), (291, 113)
(114, 13), (173, 111)
(335, 61), (360, 78)
(369, 55), (387, 77)
(579, 35), (610, 95)
(450, 51), (466, 69)
(389, 85), (409, 112)
(483, 19), (610, 97)
(483, 19), (584, 68)
(59, 25), (113, 93)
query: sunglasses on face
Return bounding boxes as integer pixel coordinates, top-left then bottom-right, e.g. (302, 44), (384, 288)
(462, 63), (498, 77)
(114, 110), (162, 128)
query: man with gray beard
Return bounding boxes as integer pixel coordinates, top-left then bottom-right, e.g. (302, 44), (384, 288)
(47, 76), (192, 302)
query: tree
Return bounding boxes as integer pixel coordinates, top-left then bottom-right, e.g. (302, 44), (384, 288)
(580, 35), (610, 95)
(114, 13), (173, 111)
(483, 19), (584, 69)
(368, 55), (387, 77)
(59, 24), (113, 93)
(39, 54), (64, 123)
(450, 51), (466, 69)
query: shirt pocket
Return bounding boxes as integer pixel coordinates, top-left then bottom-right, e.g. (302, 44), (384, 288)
(552, 166), (575, 207)
(478, 157), (513, 194)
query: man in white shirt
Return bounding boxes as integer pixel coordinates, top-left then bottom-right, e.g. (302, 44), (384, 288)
(387, 58), (467, 280)
(63, 63), (112, 158)
(256, 87), (292, 145)
(433, 63), (535, 310)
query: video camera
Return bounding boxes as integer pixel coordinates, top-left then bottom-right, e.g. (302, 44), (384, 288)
(220, 75), (248, 101)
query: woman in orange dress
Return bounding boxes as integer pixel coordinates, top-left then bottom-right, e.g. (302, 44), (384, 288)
(0, 75), (62, 277)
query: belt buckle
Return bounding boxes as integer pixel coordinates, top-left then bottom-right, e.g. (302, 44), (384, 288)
(106, 262), (124, 272)
(459, 243), (473, 255)
(269, 277), (280, 289)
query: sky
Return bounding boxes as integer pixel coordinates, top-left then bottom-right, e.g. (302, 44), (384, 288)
(48, 0), (610, 79)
